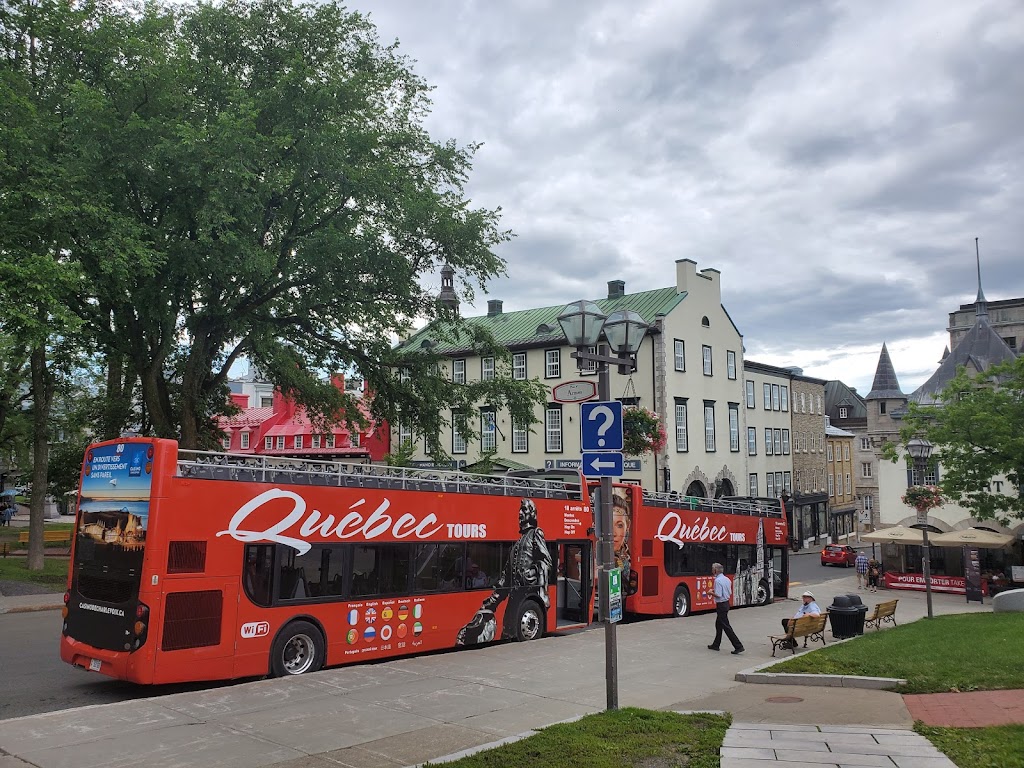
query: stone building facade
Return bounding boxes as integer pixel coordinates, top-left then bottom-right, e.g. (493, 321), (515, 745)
(788, 372), (828, 549)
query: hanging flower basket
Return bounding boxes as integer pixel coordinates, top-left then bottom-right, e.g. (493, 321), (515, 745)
(622, 407), (667, 456)
(901, 485), (944, 512)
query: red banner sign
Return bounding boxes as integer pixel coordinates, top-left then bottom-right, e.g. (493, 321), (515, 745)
(883, 572), (966, 594)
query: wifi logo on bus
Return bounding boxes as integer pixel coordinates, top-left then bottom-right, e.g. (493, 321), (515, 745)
(240, 621), (270, 639)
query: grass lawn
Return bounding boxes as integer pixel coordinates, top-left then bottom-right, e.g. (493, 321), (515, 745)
(424, 708), (730, 768)
(916, 724), (1024, 768)
(767, 613), (1024, 694)
(0, 556), (69, 588)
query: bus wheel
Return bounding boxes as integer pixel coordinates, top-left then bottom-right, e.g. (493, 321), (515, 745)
(756, 580), (771, 606)
(515, 599), (545, 642)
(672, 586), (690, 617)
(271, 621), (324, 677)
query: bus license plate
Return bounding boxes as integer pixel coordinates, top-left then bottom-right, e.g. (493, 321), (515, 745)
(89, 658), (101, 672)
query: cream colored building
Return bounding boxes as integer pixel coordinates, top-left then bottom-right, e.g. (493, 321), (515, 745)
(741, 361), (795, 500)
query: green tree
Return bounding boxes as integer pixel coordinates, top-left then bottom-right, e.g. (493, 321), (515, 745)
(1, 0), (541, 450)
(898, 356), (1024, 523)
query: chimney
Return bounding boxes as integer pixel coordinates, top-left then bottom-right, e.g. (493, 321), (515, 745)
(487, 299), (503, 316)
(229, 393), (250, 409)
(330, 372), (345, 391)
(607, 280), (625, 299)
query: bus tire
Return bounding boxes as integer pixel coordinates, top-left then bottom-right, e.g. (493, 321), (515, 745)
(514, 599), (545, 642)
(672, 586), (690, 617)
(756, 579), (771, 606)
(271, 620), (325, 677)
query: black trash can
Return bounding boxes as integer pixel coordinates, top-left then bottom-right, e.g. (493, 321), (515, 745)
(828, 594), (861, 639)
(844, 593), (868, 636)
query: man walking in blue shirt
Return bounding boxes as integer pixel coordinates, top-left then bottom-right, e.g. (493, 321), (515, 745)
(855, 551), (869, 590)
(708, 562), (744, 654)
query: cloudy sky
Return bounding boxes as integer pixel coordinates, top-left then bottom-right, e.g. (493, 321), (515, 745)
(357, 0), (1023, 395)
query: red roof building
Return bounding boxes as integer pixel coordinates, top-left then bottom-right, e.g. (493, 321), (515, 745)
(217, 375), (389, 463)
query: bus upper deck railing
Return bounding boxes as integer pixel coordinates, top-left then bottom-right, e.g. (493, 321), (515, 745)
(176, 450), (584, 501)
(641, 490), (784, 518)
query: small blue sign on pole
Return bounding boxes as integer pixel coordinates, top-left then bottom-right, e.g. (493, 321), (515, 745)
(580, 400), (623, 451)
(581, 452), (624, 477)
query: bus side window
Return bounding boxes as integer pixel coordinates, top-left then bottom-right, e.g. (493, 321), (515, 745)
(243, 544), (274, 607)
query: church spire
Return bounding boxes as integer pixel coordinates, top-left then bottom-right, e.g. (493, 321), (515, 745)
(974, 237), (988, 322)
(437, 264), (459, 313)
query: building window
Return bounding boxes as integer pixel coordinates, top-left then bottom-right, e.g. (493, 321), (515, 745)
(325, 434), (335, 449)
(276, 435), (285, 450)
(512, 352), (527, 380)
(817, 395), (823, 414)
(350, 431), (360, 448)
(512, 420), (528, 453)
(861, 462), (872, 478)
(294, 435), (303, 449)
(311, 434), (321, 449)
(766, 473), (776, 498)
(765, 428), (774, 455)
(745, 380), (755, 408)
(452, 414), (467, 454)
(879, 401), (887, 415)
(827, 474), (835, 496)
(703, 402), (716, 451)
(772, 384), (781, 411)
(861, 437), (870, 450)
(773, 429), (782, 455)
(453, 359), (466, 384)
(727, 350), (737, 380)
(844, 443), (850, 461)
(481, 357), (495, 381)
(780, 386), (788, 411)
(480, 410), (496, 452)
(674, 400), (688, 452)
(800, 392), (806, 413)
(674, 339), (685, 371)
(545, 406), (562, 452)
(863, 495), (873, 512)
(748, 474), (758, 496)
(747, 427), (757, 455)
(579, 345), (598, 375)
(398, 422), (412, 447)
(728, 404), (739, 451)
(260, 396), (274, 408)
(264, 436), (273, 450)
(763, 383), (772, 410)
(782, 429), (790, 455)
(839, 406), (848, 419)
(827, 443), (834, 462)
(702, 345), (713, 376)
(222, 435), (231, 450)
(783, 471), (792, 493)
(239, 432), (249, 449)
(845, 473), (852, 495)
(545, 349), (561, 379)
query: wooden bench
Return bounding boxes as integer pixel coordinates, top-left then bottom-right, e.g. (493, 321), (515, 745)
(769, 614), (828, 656)
(18, 529), (72, 546)
(864, 599), (898, 630)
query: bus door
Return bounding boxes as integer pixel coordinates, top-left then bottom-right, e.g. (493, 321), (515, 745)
(555, 541), (593, 626)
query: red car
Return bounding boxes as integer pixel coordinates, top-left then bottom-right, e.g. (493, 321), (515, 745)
(821, 545), (858, 567)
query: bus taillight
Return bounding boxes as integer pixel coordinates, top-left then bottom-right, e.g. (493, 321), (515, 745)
(136, 602), (149, 619)
(134, 601), (149, 637)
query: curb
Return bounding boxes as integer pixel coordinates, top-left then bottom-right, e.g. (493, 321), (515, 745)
(1, 602), (64, 615)
(735, 650), (905, 690)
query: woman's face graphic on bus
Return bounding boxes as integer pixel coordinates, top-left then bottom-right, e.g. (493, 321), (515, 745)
(612, 506), (629, 552)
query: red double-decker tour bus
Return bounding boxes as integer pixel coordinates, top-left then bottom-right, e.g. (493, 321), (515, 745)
(60, 438), (597, 684)
(593, 484), (789, 618)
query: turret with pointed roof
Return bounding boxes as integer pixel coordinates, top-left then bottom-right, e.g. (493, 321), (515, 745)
(865, 343), (904, 400)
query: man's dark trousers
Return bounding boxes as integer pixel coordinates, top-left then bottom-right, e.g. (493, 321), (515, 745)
(711, 601), (742, 650)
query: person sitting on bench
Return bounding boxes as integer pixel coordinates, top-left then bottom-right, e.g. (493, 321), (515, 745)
(781, 591), (821, 646)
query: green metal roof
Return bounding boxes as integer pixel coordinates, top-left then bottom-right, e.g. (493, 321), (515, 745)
(400, 286), (685, 355)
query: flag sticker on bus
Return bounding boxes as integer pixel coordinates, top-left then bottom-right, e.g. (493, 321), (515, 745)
(347, 608), (359, 625)
(240, 621), (270, 639)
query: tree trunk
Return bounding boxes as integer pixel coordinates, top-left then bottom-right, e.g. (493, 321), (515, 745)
(27, 344), (54, 572)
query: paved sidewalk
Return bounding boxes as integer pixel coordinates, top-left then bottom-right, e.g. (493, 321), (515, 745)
(905, 688), (1024, 727)
(721, 722), (956, 767)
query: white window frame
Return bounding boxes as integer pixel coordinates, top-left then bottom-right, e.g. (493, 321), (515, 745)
(545, 349), (561, 379)
(265, 436), (273, 450)
(702, 345), (713, 376)
(745, 380), (755, 409)
(783, 471), (792, 493)
(294, 435), (303, 449)
(480, 410), (496, 452)
(766, 473), (776, 498)
(780, 386), (788, 411)
(398, 423), (412, 447)
(453, 359), (466, 384)
(704, 403), (716, 451)
(452, 415), (467, 454)
(817, 395), (823, 414)
(773, 428), (782, 455)
(350, 431), (360, 448)
(828, 473), (835, 496)
(800, 392), (806, 412)
(772, 384), (781, 411)
(748, 473), (758, 496)
(839, 406), (848, 419)
(276, 435), (285, 450)
(674, 339), (685, 371)
(325, 434), (336, 448)
(765, 428), (774, 455)
(845, 472), (852, 495)
(512, 420), (528, 453)
(827, 443), (834, 462)
(674, 401), (688, 452)
(579, 345), (598, 375)
(747, 426), (757, 455)
(240, 431), (250, 449)
(512, 352), (527, 380)
(863, 495), (873, 512)
(728, 404), (739, 452)
(860, 437), (870, 450)
(481, 357), (495, 381)
(311, 434), (321, 449)
(862, 462), (872, 478)
(782, 429), (790, 455)
(844, 443), (850, 461)
(726, 350), (737, 380)
(763, 383), (772, 410)
(545, 406), (562, 452)
(222, 435), (231, 450)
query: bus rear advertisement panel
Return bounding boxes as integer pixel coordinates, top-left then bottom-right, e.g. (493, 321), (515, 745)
(61, 439), (595, 684)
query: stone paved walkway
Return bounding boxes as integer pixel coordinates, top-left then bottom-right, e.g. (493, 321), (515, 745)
(904, 688), (1024, 728)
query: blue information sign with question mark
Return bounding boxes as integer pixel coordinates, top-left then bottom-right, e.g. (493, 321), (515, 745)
(580, 401), (623, 452)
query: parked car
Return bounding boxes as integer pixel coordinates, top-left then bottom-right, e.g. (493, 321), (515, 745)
(821, 544), (858, 567)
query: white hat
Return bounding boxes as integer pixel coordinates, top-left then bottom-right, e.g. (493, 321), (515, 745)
(802, 590), (814, 598)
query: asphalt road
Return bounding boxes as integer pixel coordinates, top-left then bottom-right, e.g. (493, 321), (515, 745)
(788, 541), (875, 594)
(0, 611), (237, 721)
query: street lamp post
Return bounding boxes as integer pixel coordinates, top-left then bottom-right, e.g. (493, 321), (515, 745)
(906, 437), (935, 619)
(556, 301), (648, 712)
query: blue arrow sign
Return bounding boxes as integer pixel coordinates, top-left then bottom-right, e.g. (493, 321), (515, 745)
(580, 400), (623, 451)
(581, 452), (624, 477)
